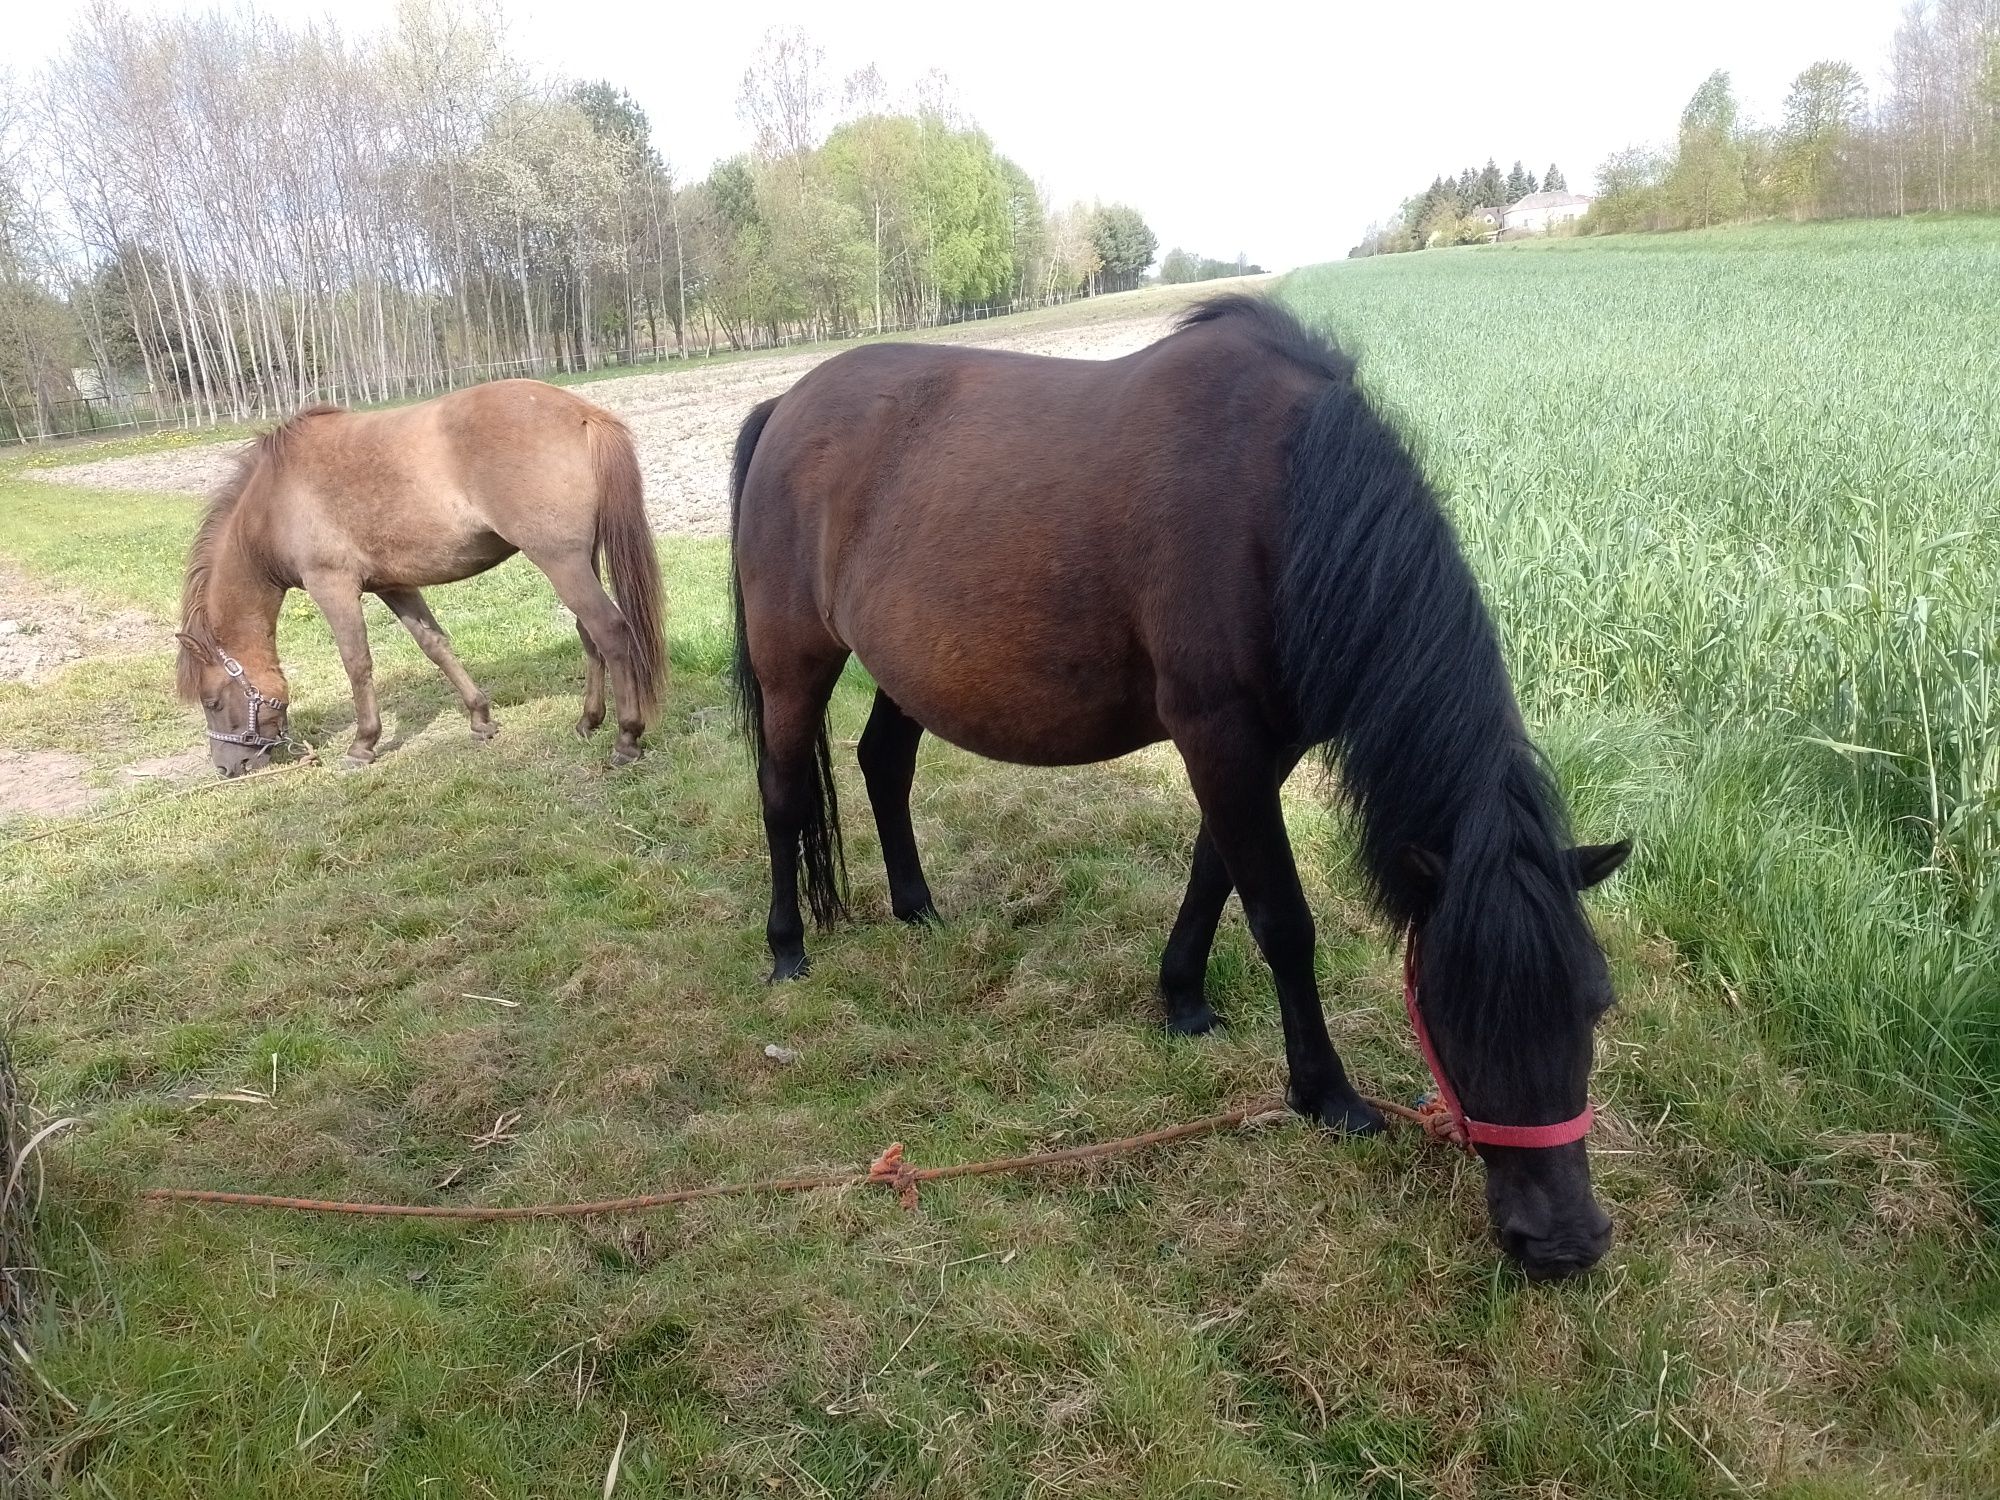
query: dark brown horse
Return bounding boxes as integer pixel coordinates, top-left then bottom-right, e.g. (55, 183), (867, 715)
(728, 296), (1632, 1278)
(177, 380), (665, 774)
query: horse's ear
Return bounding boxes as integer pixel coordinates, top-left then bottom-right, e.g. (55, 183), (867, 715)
(1569, 839), (1633, 890)
(175, 631), (212, 664)
(1401, 844), (1447, 900)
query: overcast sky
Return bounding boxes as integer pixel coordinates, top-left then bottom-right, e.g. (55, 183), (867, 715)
(11, 0), (1906, 269)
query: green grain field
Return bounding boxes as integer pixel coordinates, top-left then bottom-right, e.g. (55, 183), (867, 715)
(1286, 217), (2000, 1216)
(2, 219), (1997, 1497)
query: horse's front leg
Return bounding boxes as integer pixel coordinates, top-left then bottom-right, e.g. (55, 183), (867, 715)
(1171, 711), (1381, 1134)
(377, 587), (495, 740)
(1159, 823), (1231, 1034)
(304, 575), (381, 764)
(1158, 750), (1303, 1035)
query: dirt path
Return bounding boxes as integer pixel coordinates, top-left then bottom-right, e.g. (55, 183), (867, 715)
(0, 564), (212, 817)
(0, 560), (158, 687)
(0, 749), (101, 817)
(29, 285), (1263, 536)
(38, 443), (242, 499)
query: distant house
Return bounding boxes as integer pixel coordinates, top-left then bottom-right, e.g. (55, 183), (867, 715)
(1501, 190), (1593, 235)
(1469, 205), (1504, 234)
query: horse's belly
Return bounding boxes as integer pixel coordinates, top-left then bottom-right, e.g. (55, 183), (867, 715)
(928, 708), (1161, 766)
(361, 528), (516, 589)
(857, 651), (1164, 768)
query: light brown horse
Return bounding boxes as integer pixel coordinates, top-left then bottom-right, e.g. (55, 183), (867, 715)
(176, 379), (666, 774)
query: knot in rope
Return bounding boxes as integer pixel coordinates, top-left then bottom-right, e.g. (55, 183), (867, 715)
(867, 1141), (922, 1209)
(1410, 1094), (1475, 1153)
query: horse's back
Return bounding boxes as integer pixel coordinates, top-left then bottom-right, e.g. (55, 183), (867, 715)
(737, 322), (1325, 763)
(271, 380), (611, 588)
(326, 379), (603, 499)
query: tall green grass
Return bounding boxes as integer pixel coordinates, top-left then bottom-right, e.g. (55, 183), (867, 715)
(1283, 217), (2000, 1209)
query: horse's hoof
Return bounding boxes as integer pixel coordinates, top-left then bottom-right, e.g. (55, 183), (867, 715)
(610, 743), (642, 767)
(1164, 1001), (1220, 1037)
(575, 715), (603, 742)
(894, 901), (941, 927)
(766, 953), (810, 984)
(341, 751), (375, 770)
(471, 722), (499, 742)
(1290, 1086), (1385, 1136)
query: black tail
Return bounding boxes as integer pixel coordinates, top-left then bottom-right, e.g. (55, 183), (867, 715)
(729, 396), (847, 926)
(728, 396), (780, 750)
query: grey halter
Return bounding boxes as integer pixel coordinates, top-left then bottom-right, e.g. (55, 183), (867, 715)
(209, 649), (291, 750)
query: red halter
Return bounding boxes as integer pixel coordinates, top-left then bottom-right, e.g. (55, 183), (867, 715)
(1401, 930), (1594, 1152)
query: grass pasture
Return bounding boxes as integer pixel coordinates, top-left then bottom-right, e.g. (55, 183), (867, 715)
(1, 221), (1997, 1496)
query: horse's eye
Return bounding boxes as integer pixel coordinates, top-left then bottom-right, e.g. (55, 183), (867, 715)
(202, 697), (220, 713)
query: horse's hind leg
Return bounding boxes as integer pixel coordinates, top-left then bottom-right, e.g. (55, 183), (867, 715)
(533, 551), (646, 765)
(304, 574), (381, 765)
(857, 690), (939, 925)
(574, 622), (607, 740)
(377, 588), (495, 740)
(755, 653), (850, 982)
(1171, 712), (1381, 1134)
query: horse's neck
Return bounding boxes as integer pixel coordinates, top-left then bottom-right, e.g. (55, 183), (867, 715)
(206, 514), (284, 671)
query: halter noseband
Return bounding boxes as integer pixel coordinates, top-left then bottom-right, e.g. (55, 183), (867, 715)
(209, 649), (290, 749)
(1402, 929), (1594, 1151)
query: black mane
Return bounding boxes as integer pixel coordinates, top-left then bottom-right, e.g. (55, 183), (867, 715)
(1245, 298), (1592, 1057)
(1177, 293), (1357, 385)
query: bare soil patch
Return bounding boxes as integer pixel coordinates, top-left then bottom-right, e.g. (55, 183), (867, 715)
(0, 747), (208, 824)
(0, 748), (100, 818)
(27, 287), (1250, 536)
(0, 561), (158, 686)
(36, 443), (241, 499)
(0, 565), (202, 818)
(118, 750), (211, 785)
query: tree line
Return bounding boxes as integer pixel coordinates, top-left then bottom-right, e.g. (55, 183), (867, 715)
(1350, 1), (2000, 253)
(1348, 159), (1568, 257)
(1157, 249), (1265, 284)
(0, 4), (1168, 441)
(1589, 0), (2000, 232)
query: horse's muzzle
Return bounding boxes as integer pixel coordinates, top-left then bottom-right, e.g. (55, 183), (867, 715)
(213, 747), (271, 778)
(1484, 1140), (1612, 1279)
(1496, 1208), (1614, 1280)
